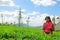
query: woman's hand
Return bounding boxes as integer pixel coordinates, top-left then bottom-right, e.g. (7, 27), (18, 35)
(48, 27), (52, 30)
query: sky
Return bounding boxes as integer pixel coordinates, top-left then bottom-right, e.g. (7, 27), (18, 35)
(0, 0), (60, 27)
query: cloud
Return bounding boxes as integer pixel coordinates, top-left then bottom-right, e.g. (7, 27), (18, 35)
(0, 10), (59, 26)
(0, 10), (18, 24)
(30, 0), (57, 6)
(21, 9), (26, 12)
(27, 11), (40, 16)
(26, 12), (59, 26)
(0, 8), (27, 24)
(0, 0), (16, 6)
(29, 13), (49, 26)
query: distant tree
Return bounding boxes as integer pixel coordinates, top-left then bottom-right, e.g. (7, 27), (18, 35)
(10, 23), (13, 25)
(57, 17), (60, 19)
(0, 23), (2, 25)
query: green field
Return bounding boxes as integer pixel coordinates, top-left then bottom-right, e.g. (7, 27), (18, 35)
(0, 25), (60, 40)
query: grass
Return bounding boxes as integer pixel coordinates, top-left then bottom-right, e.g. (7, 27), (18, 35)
(0, 25), (60, 40)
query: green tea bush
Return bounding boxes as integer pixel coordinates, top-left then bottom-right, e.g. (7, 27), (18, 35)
(0, 25), (60, 40)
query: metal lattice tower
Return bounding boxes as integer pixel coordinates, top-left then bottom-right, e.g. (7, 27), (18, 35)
(26, 17), (30, 27)
(52, 16), (55, 25)
(52, 16), (60, 26)
(18, 8), (22, 26)
(1, 14), (3, 24)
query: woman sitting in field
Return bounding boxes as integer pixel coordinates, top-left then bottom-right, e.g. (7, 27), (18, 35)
(42, 16), (54, 35)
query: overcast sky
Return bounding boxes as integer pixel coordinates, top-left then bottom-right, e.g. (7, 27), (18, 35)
(0, 0), (60, 26)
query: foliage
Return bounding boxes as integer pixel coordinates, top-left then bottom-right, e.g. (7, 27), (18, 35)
(0, 25), (60, 40)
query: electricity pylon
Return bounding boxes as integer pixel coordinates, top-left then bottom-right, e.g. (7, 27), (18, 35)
(18, 8), (22, 26)
(1, 14), (3, 24)
(52, 16), (55, 25)
(52, 16), (60, 26)
(26, 17), (30, 27)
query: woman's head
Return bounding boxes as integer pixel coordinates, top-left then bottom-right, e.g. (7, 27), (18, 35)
(45, 16), (51, 22)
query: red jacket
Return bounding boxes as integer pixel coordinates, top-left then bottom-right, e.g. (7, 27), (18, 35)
(43, 22), (54, 33)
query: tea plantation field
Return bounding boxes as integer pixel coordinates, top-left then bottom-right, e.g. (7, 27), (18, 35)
(0, 25), (60, 40)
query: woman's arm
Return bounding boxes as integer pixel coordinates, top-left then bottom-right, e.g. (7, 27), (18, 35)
(42, 23), (46, 30)
(49, 23), (54, 31)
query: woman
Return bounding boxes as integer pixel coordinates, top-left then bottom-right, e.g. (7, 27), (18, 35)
(42, 16), (54, 35)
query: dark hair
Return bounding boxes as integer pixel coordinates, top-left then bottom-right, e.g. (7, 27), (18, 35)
(45, 16), (52, 22)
